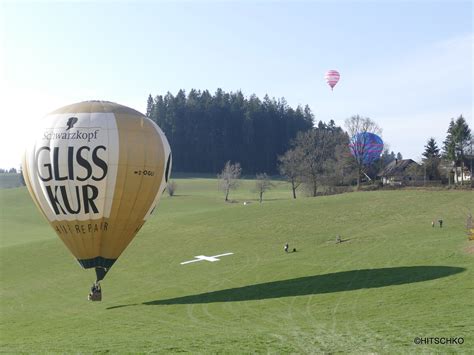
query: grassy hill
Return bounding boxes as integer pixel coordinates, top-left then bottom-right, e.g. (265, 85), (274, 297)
(1, 179), (473, 353)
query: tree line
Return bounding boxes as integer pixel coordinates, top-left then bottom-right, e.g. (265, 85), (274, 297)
(212, 114), (472, 200)
(146, 89), (313, 174)
(421, 115), (472, 184)
(278, 116), (393, 196)
(0, 168), (18, 174)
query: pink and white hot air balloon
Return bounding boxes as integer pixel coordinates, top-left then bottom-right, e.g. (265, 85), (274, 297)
(325, 70), (340, 91)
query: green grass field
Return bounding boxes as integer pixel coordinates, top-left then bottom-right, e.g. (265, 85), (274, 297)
(1, 178), (473, 353)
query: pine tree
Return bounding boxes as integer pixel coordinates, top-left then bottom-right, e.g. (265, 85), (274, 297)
(146, 94), (154, 118)
(443, 116), (472, 184)
(422, 138), (441, 159)
(452, 115), (472, 184)
(381, 149), (395, 168)
(146, 89), (313, 174)
(422, 138), (441, 180)
(443, 119), (456, 160)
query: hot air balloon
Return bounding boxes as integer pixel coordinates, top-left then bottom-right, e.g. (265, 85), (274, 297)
(22, 101), (171, 300)
(325, 70), (340, 91)
(349, 132), (384, 165)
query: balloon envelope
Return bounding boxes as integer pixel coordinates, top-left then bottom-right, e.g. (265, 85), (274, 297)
(23, 101), (171, 280)
(325, 70), (340, 90)
(349, 132), (383, 165)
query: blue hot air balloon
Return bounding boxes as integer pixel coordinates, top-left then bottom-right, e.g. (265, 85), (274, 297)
(349, 132), (383, 165)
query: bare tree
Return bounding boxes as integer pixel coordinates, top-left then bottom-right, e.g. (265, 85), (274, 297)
(344, 115), (382, 189)
(218, 161), (242, 201)
(293, 129), (342, 197)
(166, 180), (177, 196)
(333, 141), (357, 185)
(18, 164), (26, 186)
(278, 149), (303, 199)
(255, 173), (273, 203)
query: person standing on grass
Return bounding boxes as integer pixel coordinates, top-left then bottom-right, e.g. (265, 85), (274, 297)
(284, 243), (289, 253)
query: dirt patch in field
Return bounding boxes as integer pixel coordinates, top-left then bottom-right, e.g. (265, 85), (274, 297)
(465, 244), (474, 255)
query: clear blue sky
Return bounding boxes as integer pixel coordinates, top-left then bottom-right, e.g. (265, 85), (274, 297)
(1, 0), (472, 169)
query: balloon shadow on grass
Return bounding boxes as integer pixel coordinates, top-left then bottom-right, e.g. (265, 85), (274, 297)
(107, 266), (464, 309)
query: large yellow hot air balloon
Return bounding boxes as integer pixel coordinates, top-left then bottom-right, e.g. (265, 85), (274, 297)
(22, 101), (171, 298)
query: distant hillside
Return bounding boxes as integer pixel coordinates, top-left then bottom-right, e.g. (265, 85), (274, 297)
(0, 173), (24, 189)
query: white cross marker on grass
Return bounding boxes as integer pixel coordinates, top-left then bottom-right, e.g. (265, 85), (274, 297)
(180, 252), (234, 265)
